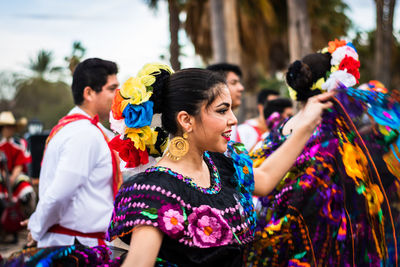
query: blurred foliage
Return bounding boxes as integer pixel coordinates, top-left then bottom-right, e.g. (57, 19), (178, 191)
(258, 76), (290, 98)
(351, 30), (400, 89)
(0, 44), (82, 130)
(0, 71), (19, 101)
(12, 78), (73, 129)
(184, 0), (350, 93)
(308, 0), (350, 50)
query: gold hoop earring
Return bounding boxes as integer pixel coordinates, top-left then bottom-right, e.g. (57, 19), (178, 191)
(166, 132), (189, 161)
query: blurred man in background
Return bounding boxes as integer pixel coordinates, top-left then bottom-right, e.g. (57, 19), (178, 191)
(206, 63), (245, 142)
(26, 58), (120, 247)
(236, 89), (280, 151)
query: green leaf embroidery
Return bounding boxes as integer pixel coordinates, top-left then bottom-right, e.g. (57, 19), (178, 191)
(293, 251), (307, 259)
(141, 208), (158, 219)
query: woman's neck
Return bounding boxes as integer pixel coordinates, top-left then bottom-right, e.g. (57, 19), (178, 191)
(157, 147), (211, 188)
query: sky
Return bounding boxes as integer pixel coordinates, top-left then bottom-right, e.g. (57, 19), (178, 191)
(0, 0), (399, 83)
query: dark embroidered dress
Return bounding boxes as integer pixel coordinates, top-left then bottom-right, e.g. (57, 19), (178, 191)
(106, 149), (255, 267)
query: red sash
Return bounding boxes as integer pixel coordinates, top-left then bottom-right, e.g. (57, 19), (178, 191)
(48, 224), (106, 246)
(45, 113), (122, 198)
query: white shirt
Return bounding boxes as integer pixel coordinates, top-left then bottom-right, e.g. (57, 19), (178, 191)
(28, 106), (114, 247)
(230, 125), (238, 142)
(236, 119), (264, 152)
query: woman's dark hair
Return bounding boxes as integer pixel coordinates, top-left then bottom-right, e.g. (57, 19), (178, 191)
(150, 68), (226, 135)
(72, 58), (118, 105)
(286, 52), (331, 101)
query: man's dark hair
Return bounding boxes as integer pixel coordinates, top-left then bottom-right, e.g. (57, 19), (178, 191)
(206, 63), (242, 80)
(72, 58), (118, 105)
(257, 89), (279, 105)
(263, 98), (293, 120)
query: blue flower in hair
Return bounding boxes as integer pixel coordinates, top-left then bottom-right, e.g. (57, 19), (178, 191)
(123, 101), (154, 128)
(346, 42), (357, 52)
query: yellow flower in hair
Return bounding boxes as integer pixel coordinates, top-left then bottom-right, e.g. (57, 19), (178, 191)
(311, 77), (325, 91)
(321, 47), (329, 54)
(138, 63), (173, 78)
(140, 75), (156, 87)
(120, 77), (153, 105)
(125, 126), (154, 151)
(330, 65), (339, 73)
(287, 86), (297, 101)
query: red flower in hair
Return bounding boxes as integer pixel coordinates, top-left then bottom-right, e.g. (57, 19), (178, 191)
(339, 55), (360, 81)
(111, 89), (125, 120)
(109, 135), (149, 168)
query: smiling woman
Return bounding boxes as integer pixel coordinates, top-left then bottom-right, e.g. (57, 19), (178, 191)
(3, 62), (333, 266)
(104, 63), (333, 267)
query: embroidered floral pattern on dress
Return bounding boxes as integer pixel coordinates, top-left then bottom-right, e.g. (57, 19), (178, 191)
(158, 203), (185, 239)
(106, 152), (256, 249)
(188, 205), (233, 247)
(145, 151), (221, 194)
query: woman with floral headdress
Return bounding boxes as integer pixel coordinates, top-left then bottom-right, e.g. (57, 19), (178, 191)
(103, 62), (334, 267)
(247, 40), (400, 266)
(3, 61), (333, 266)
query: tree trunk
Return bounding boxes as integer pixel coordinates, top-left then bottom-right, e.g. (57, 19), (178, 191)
(210, 0), (227, 63)
(168, 0), (181, 71)
(374, 0), (395, 87)
(287, 0), (312, 62)
(223, 0), (241, 65)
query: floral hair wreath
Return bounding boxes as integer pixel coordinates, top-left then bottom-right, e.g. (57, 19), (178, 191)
(288, 39), (361, 100)
(109, 63), (173, 170)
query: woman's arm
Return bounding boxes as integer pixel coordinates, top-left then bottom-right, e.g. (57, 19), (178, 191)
(122, 225), (164, 267)
(253, 92), (334, 196)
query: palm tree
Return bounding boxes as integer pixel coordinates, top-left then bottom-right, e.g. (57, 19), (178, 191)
(145, 0), (183, 71)
(65, 41), (86, 75)
(374, 0), (396, 87)
(28, 50), (63, 79)
(209, 0), (226, 62)
(287, 0), (312, 62)
(184, 0), (350, 84)
(11, 49), (73, 128)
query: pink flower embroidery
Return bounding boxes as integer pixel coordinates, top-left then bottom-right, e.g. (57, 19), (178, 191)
(158, 204), (185, 238)
(188, 205), (232, 247)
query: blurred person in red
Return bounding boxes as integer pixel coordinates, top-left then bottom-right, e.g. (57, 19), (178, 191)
(0, 111), (33, 206)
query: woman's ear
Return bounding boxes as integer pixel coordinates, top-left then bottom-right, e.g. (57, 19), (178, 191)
(176, 111), (194, 133)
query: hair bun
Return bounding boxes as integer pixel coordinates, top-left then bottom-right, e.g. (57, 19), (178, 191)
(286, 60), (314, 101)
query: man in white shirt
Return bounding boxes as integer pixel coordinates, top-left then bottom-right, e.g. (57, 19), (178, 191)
(26, 58), (120, 247)
(206, 63), (245, 142)
(236, 89), (279, 151)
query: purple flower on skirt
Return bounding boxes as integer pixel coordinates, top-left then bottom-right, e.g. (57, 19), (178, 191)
(188, 205), (232, 248)
(158, 203), (185, 238)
